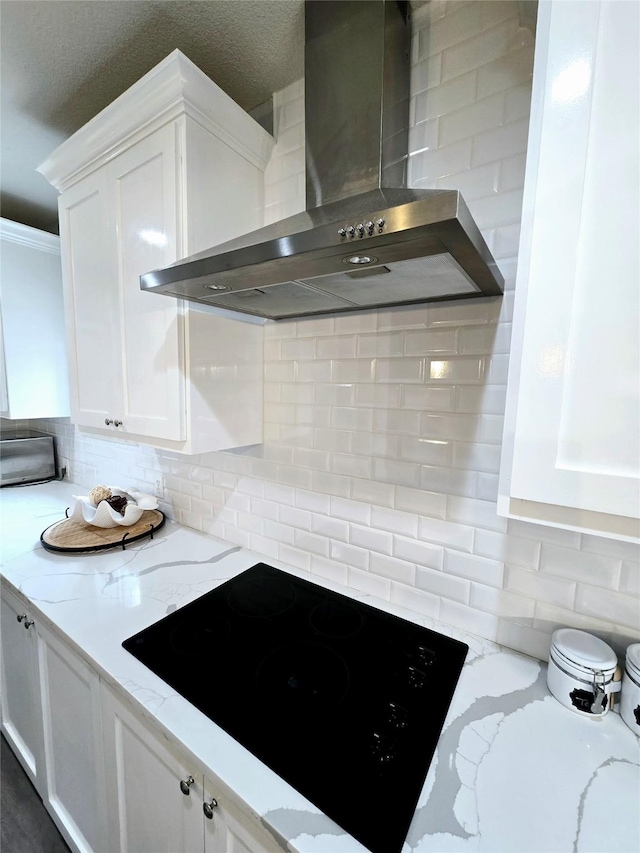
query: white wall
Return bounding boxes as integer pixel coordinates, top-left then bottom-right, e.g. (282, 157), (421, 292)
(17, 1), (639, 661)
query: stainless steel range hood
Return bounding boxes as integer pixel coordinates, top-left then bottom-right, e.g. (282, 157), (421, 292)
(141, 1), (504, 320)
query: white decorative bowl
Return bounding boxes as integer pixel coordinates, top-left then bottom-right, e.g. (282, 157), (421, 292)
(70, 487), (158, 529)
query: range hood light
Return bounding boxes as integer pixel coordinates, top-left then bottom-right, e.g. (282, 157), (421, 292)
(203, 283), (230, 291)
(346, 255), (376, 265)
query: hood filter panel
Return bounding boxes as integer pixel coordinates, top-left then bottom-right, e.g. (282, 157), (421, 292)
(201, 253), (480, 320)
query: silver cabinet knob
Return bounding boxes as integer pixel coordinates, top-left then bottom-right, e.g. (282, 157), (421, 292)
(17, 613), (27, 623)
(24, 620), (34, 629)
(179, 775), (195, 796)
(203, 798), (218, 819)
(114, 420), (123, 428)
(105, 418), (113, 426)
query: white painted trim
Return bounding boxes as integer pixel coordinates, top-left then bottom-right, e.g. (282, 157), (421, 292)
(0, 218), (60, 254)
(37, 50), (274, 190)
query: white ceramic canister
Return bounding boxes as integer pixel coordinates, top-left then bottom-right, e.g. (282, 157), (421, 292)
(547, 628), (620, 718)
(620, 643), (640, 735)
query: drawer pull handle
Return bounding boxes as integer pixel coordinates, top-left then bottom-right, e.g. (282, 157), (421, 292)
(203, 798), (218, 819)
(17, 613), (27, 623)
(24, 620), (34, 629)
(179, 776), (195, 796)
(105, 418), (114, 426)
(114, 420), (123, 428)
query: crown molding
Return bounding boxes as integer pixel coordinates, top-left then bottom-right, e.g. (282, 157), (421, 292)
(0, 218), (60, 254)
(37, 50), (275, 191)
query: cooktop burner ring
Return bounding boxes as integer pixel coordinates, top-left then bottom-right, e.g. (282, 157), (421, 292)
(309, 598), (365, 638)
(228, 573), (297, 618)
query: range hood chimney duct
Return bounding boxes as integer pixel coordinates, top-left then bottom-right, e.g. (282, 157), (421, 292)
(140, 0), (504, 320)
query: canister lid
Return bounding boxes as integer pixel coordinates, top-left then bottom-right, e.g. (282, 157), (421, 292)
(551, 628), (618, 672)
(626, 643), (640, 676)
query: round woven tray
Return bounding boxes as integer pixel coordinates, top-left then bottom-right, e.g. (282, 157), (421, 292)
(41, 510), (165, 553)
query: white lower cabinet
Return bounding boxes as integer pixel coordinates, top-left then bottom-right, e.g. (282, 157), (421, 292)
(1, 583), (283, 853)
(37, 623), (108, 853)
(102, 685), (283, 853)
(0, 584), (44, 793)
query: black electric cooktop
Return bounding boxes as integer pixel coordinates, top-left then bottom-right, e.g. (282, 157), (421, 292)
(123, 564), (468, 853)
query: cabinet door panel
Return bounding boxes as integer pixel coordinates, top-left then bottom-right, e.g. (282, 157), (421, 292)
(58, 171), (119, 429)
(102, 687), (202, 853)
(109, 124), (186, 441)
(0, 586), (43, 792)
(38, 625), (107, 852)
(501, 0), (640, 538)
(204, 777), (283, 853)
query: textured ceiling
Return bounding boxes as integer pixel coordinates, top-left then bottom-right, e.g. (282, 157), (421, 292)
(0, 0), (305, 234)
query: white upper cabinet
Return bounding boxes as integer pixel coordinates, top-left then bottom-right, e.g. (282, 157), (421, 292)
(40, 50), (273, 453)
(499, 0), (640, 541)
(0, 219), (70, 419)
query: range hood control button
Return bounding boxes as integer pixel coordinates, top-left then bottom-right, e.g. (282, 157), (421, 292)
(338, 228), (347, 239)
(377, 218), (385, 230)
(346, 226), (355, 238)
(366, 221), (374, 235)
(357, 224), (365, 237)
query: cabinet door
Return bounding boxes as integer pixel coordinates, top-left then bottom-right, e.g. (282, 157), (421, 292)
(102, 686), (202, 853)
(58, 170), (120, 430)
(108, 123), (186, 441)
(37, 623), (107, 853)
(0, 585), (43, 793)
(499, 0), (640, 540)
(204, 777), (283, 853)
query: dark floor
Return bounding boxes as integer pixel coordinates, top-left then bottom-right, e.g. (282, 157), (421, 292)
(1, 734), (70, 853)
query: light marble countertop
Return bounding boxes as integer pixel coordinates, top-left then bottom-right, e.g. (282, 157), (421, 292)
(1, 480), (639, 853)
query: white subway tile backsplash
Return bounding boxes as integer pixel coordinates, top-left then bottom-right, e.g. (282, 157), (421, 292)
(371, 506), (419, 538)
(476, 44), (534, 98)
(469, 583), (535, 619)
(414, 71), (478, 123)
(370, 553), (416, 586)
(372, 457), (420, 488)
(575, 585), (640, 631)
(356, 384), (403, 409)
(416, 565), (469, 602)
(620, 562), (640, 597)
(404, 328), (458, 355)
(444, 550), (504, 587)
(439, 93), (505, 146)
(441, 19), (519, 81)
(394, 535), (444, 570)
(448, 496), (507, 532)
(426, 357), (484, 383)
(395, 486), (447, 520)
(418, 516), (475, 551)
(539, 545), (622, 590)
(402, 385), (455, 411)
(435, 162), (500, 200)
(348, 567), (391, 599)
(376, 357), (425, 383)
(439, 600), (500, 641)
(475, 529), (540, 569)
(472, 118), (530, 166)
(390, 583), (441, 619)
(357, 332), (405, 358)
(505, 565), (576, 610)
(420, 464), (478, 498)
